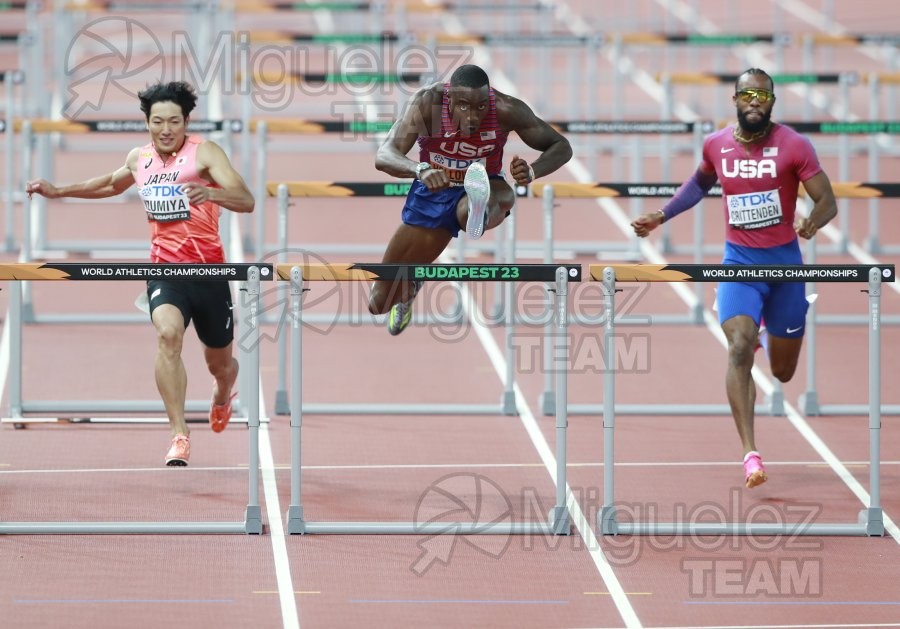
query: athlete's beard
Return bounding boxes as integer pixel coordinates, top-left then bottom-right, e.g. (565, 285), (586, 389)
(737, 107), (771, 134)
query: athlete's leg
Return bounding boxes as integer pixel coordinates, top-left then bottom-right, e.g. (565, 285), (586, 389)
(456, 178), (516, 233)
(151, 304), (189, 437)
(369, 223), (453, 314)
(721, 314), (760, 454)
(761, 281), (808, 382)
(205, 346), (238, 406)
(766, 336), (804, 382)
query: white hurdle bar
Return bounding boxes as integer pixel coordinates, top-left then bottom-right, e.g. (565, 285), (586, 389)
(282, 263), (576, 535)
(595, 263), (893, 537)
(0, 263), (266, 534)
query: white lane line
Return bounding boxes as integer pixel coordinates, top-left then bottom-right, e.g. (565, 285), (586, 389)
(4, 460), (895, 475)
(441, 264), (642, 628)
(229, 211), (299, 629)
(433, 16), (642, 629)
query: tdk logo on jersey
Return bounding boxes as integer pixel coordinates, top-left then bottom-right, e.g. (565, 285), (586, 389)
(721, 158), (777, 178)
(730, 191), (776, 207)
(144, 184), (185, 196)
(439, 141), (495, 158)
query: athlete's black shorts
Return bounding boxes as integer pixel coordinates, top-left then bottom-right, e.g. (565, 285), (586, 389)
(146, 279), (234, 349)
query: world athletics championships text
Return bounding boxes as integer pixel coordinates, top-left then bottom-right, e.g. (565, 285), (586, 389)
(79, 266), (239, 277)
(701, 268), (862, 280)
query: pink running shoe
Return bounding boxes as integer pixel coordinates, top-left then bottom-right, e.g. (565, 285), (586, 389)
(165, 435), (191, 467)
(743, 451), (768, 488)
(209, 391), (237, 433)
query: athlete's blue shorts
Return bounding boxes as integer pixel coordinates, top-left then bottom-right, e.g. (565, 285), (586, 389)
(716, 240), (808, 338)
(401, 175), (506, 238)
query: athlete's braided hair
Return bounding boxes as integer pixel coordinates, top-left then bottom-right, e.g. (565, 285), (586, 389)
(138, 81), (198, 120)
(736, 68), (774, 93)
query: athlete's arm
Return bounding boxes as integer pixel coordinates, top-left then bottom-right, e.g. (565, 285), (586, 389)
(795, 170), (837, 239)
(631, 166), (718, 238)
(374, 84), (448, 190)
(194, 141), (255, 213)
(26, 148), (138, 199)
(497, 94), (572, 185)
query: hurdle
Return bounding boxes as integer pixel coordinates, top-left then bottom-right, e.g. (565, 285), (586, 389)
(1, 69), (25, 252)
(276, 261), (580, 417)
(279, 262), (577, 535)
(0, 262), (267, 534)
(3, 262), (271, 427)
(595, 263), (893, 537)
(799, 221), (900, 416)
(502, 121), (712, 260)
(658, 72), (859, 126)
(612, 34), (790, 119)
(863, 74), (900, 254)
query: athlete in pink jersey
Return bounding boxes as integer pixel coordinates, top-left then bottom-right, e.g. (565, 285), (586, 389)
(631, 68), (837, 488)
(27, 82), (254, 466)
(371, 64), (572, 335)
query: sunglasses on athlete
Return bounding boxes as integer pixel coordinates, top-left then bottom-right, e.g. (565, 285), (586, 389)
(735, 88), (775, 104)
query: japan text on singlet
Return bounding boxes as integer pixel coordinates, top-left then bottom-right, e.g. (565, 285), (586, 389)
(136, 135), (225, 263)
(701, 123), (823, 248)
(416, 84), (509, 186)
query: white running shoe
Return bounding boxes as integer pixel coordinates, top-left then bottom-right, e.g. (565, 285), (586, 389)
(464, 161), (490, 239)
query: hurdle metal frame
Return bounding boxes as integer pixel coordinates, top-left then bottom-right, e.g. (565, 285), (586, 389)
(3, 262), (266, 427)
(798, 239), (900, 416)
(595, 263), (892, 537)
(275, 261), (580, 418)
(1, 69), (25, 252)
(281, 263), (576, 535)
(0, 263), (266, 535)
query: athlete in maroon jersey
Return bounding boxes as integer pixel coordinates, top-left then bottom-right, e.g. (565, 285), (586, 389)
(631, 68), (837, 488)
(27, 82), (255, 466)
(371, 64), (572, 335)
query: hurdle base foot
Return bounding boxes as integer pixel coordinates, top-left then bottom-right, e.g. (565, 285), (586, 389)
(598, 505), (618, 535)
(539, 391), (556, 416)
(864, 236), (882, 254)
(767, 389), (785, 416)
(860, 508), (884, 536)
(549, 506), (571, 535)
(244, 505), (263, 534)
(287, 506), (306, 534)
(797, 391), (821, 416)
(274, 389), (290, 416)
(690, 303), (704, 325)
(501, 391), (518, 416)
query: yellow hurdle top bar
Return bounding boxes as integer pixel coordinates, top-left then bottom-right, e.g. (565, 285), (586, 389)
(276, 263), (581, 283)
(590, 264), (895, 283)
